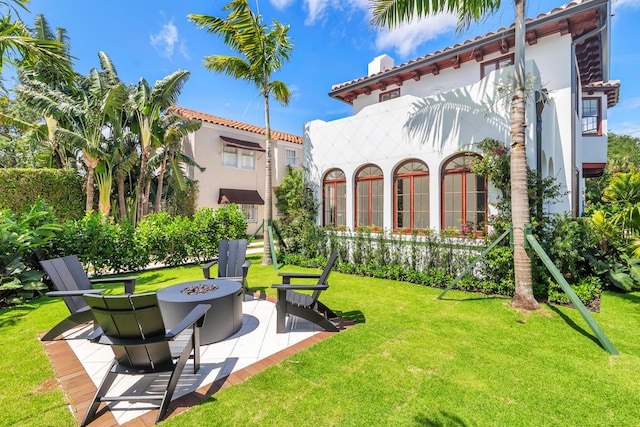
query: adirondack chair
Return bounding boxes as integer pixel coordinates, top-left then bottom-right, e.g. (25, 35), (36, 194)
(201, 239), (251, 292)
(81, 293), (210, 426)
(39, 255), (139, 341)
(271, 251), (340, 333)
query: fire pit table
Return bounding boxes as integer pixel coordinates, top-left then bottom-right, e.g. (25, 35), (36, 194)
(157, 279), (243, 345)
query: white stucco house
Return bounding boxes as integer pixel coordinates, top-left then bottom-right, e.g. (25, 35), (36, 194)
(304, 0), (619, 235)
(170, 105), (303, 236)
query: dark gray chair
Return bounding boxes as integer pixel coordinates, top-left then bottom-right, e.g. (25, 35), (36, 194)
(272, 251), (340, 333)
(202, 239), (251, 292)
(39, 255), (138, 341)
(81, 292), (210, 426)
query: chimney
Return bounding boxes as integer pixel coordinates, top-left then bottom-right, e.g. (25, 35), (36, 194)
(368, 54), (394, 76)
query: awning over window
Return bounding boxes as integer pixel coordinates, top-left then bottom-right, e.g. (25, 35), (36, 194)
(582, 162), (606, 178)
(219, 188), (265, 205)
(220, 135), (265, 152)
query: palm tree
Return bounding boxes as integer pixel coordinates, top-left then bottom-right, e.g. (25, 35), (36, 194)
(189, 0), (293, 265)
(0, 14), (76, 168)
(0, 1), (73, 92)
(15, 52), (128, 214)
(131, 71), (190, 221)
(150, 113), (203, 213)
(371, 0), (539, 310)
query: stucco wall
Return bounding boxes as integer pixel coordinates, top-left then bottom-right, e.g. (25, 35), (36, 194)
(305, 31), (599, 231)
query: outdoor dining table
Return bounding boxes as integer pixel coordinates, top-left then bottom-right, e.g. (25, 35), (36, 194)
(157, 279), (243, 345)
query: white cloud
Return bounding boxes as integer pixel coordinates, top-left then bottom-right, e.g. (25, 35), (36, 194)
(374, 14), (458, 57)
(270, 0), (295, 10)
(617, 97), (640, 111)
(610, 120), (640, 136)
(613, 0), (640, 11)
(303, 0), (369, 25)
(150, 19), (183, 59)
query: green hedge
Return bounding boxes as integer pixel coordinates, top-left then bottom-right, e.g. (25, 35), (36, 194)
(0, 168), (84, 221)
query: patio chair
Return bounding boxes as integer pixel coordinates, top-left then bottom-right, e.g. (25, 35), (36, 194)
(39, 255), (139, 341)
(271, 250), (340, 333)
(201, 239), (251, 292)
(81, 293), (210, 426)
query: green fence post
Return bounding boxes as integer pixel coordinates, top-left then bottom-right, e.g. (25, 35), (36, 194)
(525, 232), (619, 355)
(438, 228), (510, 299)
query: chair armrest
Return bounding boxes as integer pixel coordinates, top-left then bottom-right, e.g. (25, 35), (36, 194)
(201, 260), (218, 279)
(165, 303), (211, 339)
(278, 272), (322, 285)
(91, 276), (138, 294)
(46, 289), (106, 297)
(241, 260), (251, 282)
(272, 284), (329, 291)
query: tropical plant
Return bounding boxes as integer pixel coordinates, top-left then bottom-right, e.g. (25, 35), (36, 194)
(0, 14), (76, 169)
(189, 0), (293, 265)
(371, 0), (539, 310)
(0, 1), (73, 93)
(131, 70), (190, 221)
(149, 113), (203, 213)
(0, 199), (60, 304)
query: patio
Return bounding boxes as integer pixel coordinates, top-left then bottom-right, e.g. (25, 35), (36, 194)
(42, 292), (350, 426)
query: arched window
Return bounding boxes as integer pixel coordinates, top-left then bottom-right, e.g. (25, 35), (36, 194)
(355, 165), (383, 228)
(323, 169), (346, 226)
(394, 160), (429, 230)
(441, 153), (487, 234)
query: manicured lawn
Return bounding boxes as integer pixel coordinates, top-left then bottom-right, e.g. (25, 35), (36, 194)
(2, 254), (639, 426)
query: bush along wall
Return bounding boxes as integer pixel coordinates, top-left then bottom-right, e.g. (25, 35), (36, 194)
(279, 222), (603, 310)
(48, 204), (248, 273)
(0, 168), (84, 221)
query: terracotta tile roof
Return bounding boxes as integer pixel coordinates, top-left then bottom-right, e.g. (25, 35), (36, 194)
(167, 105), (302, 144)
(330, 0), (610, 103)
(583, 80), (621, 107)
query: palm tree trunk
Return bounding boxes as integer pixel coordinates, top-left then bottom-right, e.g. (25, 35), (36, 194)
(154, 156), (168, 213)
(85, 166), (95, 212)
(262, 92), (273, 266)
(137, 144), (149, 220)
(117, 173), (127, 220)
(144, 178), (152, 216)
(510, 0), (539, 310)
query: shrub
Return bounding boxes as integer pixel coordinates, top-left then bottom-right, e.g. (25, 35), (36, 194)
(0, 168), (84, 221)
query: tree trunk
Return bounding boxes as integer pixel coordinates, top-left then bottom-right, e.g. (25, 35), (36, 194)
(117, 173), (127, 221)
(509, 0), (539, 310)
(137, 142), (149, 221)
(154, 156), (167, 213)
(85, 166), (95, 212)
(262, 92), (273, 266)
(144, 178), (152, 216)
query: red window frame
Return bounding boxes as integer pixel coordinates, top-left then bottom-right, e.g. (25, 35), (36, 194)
(379, 88), (400, 102)
(393, 160), (429, 231)
(441, 153), (487, 235)
(355, 165), (383, 228)
(480, 53), (514, 79)
(323, 169), (346, 226)
(581, 97), (602, 136)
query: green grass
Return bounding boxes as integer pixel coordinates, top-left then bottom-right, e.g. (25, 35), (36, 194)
(2, 254), (639, 426)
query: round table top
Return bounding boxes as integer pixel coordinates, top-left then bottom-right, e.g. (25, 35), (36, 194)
(157, 279), (241, 303)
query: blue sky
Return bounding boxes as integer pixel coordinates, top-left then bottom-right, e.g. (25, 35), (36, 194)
(16, 0), (640, 137)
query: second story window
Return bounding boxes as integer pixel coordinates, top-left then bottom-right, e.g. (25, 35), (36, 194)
(379, 88), (400, 102)
(480, 54), (514, 78)
(582, 97), (601, 136)
(223, 145), (256, 170)
(285, 148), (298, 167)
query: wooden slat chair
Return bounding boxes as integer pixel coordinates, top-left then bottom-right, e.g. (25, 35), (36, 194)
(201, 239), (251, 292)
(40, 255), (139, 341)
(81, 293), (210, 426)
(271, 251), (340, 333)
